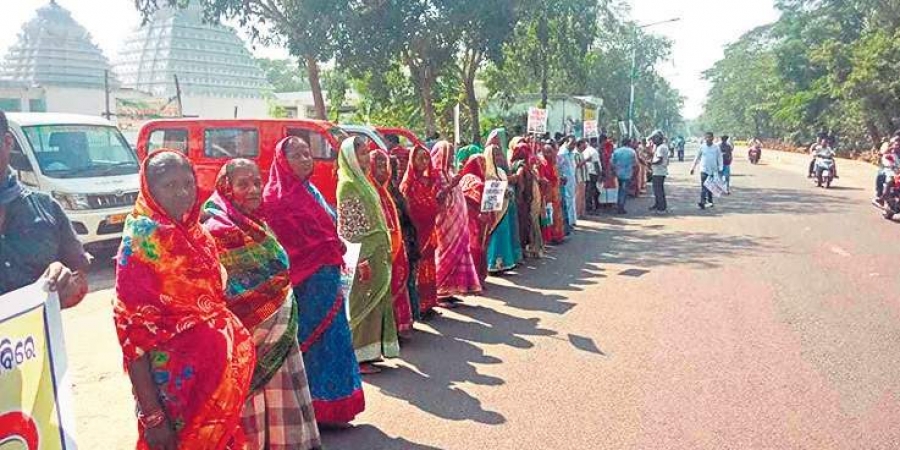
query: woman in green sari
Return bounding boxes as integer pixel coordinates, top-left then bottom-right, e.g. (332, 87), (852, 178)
(336, 136), (399, 374)
(484, 132), (524, 273)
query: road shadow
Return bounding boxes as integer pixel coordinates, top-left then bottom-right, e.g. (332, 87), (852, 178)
(321, 424), (443, 450)
(361, 317), (507, 426)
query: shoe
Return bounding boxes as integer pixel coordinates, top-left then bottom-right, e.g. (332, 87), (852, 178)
(698, 202), (705, 210)
(707, 203), (715, 208)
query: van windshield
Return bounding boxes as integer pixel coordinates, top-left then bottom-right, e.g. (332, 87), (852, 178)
(22, 125), (139, 179)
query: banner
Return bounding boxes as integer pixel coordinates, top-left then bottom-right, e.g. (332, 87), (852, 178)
(584, 120), (598, 138)
(583, 108), (597, 122)
(526, 107), (548, 135)
(115, 97), (181, 131)
(0, 281), (77, 450)
(480, 180), (508, 213)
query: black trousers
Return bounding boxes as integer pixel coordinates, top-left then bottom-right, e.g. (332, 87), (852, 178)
(587, 174), (599, 211)
(652, 175), (667, 211)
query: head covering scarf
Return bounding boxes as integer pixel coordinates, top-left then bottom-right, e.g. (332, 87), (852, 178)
(114, 149), (254, 449)
(203, 161), (298, 392)
(454, 144), (484, 171)
(483, 142), (511, 233)
(337, 137), (389, 242)
(262, 137), (344, 286)
(432, 140), (457, 182)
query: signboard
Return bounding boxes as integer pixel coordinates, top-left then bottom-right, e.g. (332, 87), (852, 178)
(339, 239), (362, 320)
(480, 180), (509, 213)
(584, 108), (597, 122)
(527, 107), (548, 134)
(0, 281), (77, 450)
(584, 120), (598, 138)
(115, 97), (181, 131)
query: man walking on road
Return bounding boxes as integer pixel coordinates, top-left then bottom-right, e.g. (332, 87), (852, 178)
(690, 132), (723, 210)
(611, 138), (638, 215)
(649, 131), (670, 213)
(720, 135), (734, 194)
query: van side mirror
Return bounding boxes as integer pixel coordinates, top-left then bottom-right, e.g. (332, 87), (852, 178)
(10, 152), (32, 172)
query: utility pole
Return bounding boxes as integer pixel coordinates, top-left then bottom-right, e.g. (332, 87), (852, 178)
(103, 69), (112, 120)
(174, 74), (184, 117)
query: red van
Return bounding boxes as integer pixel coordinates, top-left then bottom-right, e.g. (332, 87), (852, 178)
(136, 119), (347, 205)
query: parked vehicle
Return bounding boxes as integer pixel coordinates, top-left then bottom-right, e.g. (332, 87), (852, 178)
(814, 154), (835, 188)
(375, 126), (427, 150)
(340, 124), (391, 151)
(5, 113), (139, 249)
(748, 145), (761, 164)
(880, 172), (900, 220)
(136, 119), (347, 205)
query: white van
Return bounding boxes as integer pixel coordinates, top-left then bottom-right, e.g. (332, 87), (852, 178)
(5, 113), (139, 249)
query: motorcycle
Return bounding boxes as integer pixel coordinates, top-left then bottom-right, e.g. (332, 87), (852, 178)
(814, 155), (835, 188)
(880, 173), (900, 220)
(748, 145), (761, 164)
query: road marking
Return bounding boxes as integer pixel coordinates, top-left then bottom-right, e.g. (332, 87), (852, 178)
(830, 246), (851, 257)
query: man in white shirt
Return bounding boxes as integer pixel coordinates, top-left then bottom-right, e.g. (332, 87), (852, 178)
(649, 131), (670, 213)
(690, 132), (724, 210)
(582, 137), (602, 214)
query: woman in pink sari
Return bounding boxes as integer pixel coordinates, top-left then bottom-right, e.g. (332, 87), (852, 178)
(430, 141), (482, 301)
(459, 155), (489, 283)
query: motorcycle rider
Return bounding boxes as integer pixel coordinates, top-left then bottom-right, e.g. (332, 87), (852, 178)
(808, 135), (838, 179)
(875, 137), (900, 205)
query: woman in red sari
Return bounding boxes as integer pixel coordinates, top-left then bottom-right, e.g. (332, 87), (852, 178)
(400, 146), (440, 319)
(459, 154), (489, 283)
(368, 149), (414, 338)
(114, 150), (255, 450)
(539, 142), (566, 244)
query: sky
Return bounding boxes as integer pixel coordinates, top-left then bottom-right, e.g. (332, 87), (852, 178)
(0, 0), (780, 119)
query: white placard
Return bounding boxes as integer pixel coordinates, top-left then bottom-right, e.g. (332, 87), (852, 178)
(339, 239), (362, 320)
(527, 107), (548, 134)
(480, 180), (508, 213)
(584, 120), (598, 138)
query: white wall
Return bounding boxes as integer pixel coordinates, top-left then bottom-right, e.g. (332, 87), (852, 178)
(44, 86), (109, 116)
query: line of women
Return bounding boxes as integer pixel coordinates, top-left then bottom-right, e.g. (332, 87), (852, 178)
(112, 130), (574, 450)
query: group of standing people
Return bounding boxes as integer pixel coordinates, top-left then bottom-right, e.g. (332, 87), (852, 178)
(111, 126), (610, 450)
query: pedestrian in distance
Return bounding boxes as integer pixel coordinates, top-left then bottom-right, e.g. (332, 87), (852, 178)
(611, 138), (638, 215)
(649, 131), (670, 214)
(690, 132), (724, 210)
(719, 135), (734, 194)
(584, 137), (602, 214)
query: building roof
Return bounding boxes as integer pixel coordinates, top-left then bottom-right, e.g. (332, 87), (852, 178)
(114, 3), (271, 99)
(0, 1), (117, 89)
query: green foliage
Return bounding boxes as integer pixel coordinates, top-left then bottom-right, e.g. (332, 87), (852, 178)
(702, 0), (900, 149)
(255, 58), (310, 92)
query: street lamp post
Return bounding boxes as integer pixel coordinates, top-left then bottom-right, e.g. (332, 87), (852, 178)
(627, 17), (680, 138)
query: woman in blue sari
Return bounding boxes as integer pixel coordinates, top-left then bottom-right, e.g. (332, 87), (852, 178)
(484, 132), (523, 273)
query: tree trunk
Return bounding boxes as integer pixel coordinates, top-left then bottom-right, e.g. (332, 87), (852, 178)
(865, 119), (882, 150)
(305, 54), (327, 120)
(465, 74), (480, 145)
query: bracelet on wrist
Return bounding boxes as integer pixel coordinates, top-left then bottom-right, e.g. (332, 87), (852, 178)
(138, 408), (167, 429)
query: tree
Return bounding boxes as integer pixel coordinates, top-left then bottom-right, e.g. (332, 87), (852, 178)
(255, 57), (310, 92)
(447, 0), (518, 143)
(134, 0), (351, 120)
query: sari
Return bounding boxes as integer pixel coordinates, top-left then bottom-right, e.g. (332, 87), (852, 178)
(389, 145), (411, 182)
(336, 138), (400, 363)
(574, 150), (587, 218)
(539, 153), (566, 244)
(202, 164), (320, 450)
(368, 149), (413, 334)
(484, 144), (523, 273)
(263, 137), (364, 424)
(431, 141), (482, 297)
(459, 155), (489, 283)
(455, 144), (484, 171)
(399, 147), (440, 315)
(510, 141), (545, 258)
(557, 146), (577, 231)
(387, 160), (422, 320)
(114, 149), (255, 450)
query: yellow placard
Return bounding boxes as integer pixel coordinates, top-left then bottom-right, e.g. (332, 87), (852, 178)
(0, 283), (74, 450)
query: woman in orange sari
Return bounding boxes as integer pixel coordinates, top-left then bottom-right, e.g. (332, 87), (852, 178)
(114, 150), (255, 450)
(539, 142), (566, 244)
(368, 149), (414, 338)
(400, 146), (440, 319)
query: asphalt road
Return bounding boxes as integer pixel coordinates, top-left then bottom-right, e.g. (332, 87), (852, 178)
(66, 149), (900, 449)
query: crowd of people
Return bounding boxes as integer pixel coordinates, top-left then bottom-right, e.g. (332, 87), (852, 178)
(0, 107), (735, 449)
